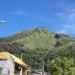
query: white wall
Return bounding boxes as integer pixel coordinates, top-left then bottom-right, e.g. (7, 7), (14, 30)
(0, 57), (15, 75)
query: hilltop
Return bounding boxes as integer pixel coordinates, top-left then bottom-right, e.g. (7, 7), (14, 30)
(2, 28), (75, 50)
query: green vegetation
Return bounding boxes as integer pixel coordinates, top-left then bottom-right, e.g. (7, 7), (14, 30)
(46, 57), (75, 75)
(1, 28), (75, 75)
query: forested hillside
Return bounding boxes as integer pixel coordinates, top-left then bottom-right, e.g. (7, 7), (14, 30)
(1, 28), (75, 75)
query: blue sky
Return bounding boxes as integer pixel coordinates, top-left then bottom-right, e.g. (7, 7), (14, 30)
(0, 0), (75, 37)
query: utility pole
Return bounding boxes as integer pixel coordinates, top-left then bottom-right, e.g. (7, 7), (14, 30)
(20, 53), (23, 75)
(42, 59), (45, 75)
(42, 51), (49, 75)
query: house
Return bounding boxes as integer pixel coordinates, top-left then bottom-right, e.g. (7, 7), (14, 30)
(0, 52), (27, 75)
(0, 43), (31, 75)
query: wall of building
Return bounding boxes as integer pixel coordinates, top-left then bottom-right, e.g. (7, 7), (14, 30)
(0, 58), (14, 75)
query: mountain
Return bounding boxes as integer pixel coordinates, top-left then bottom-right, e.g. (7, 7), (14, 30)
(0, 28), (75, 70)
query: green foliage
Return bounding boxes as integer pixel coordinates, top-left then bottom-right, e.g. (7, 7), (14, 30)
(47, 57), (75, 75)
(22, 48), (50, 69)
(0, 38), (6, 42)
(55, 33), (61, 38)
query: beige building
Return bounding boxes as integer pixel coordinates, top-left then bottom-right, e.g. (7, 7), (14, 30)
(0, 52), (28, 75)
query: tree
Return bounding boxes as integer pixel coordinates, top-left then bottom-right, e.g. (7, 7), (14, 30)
(47, 57), (75, 75)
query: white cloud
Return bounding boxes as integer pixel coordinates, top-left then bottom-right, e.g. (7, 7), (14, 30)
(58, 24), (75, 34)
(12, 9), (51, 22)
(55, 5), (75, 35)
(12, 9), (29, 17)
